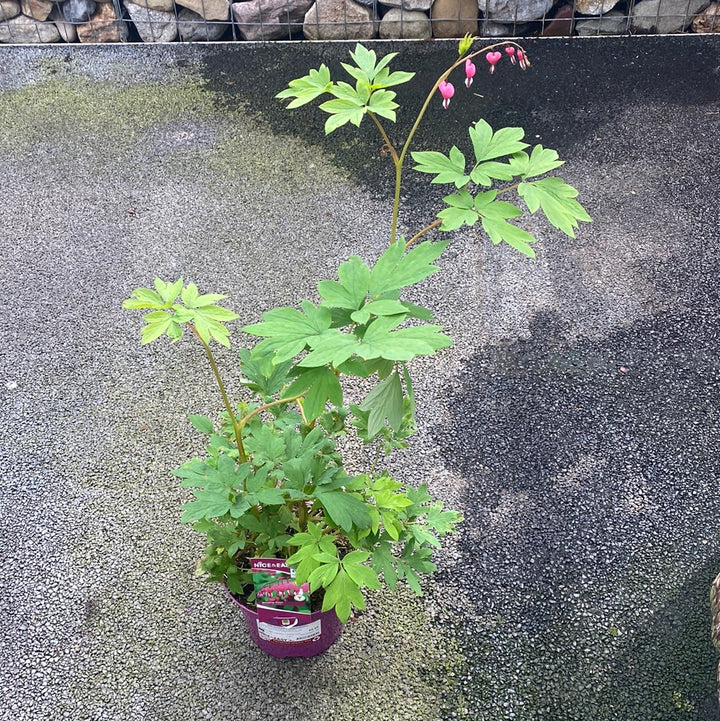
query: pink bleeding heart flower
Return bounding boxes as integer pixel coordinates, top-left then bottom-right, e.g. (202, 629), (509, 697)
(517, 49), (527, 70)
(505, 46), (516, 64)
(464, 58), (476, 88)
(438, 80), (455, 109)
(486, 51), (502, 74)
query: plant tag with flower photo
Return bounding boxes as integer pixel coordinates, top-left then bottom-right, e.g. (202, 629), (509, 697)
(250, 558), (319, 644)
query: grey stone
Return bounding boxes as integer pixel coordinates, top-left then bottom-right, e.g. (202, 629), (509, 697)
(431, 0), (476, 35)
(175, 0), (229, 20)
(49, 5), (78, 39)
(480, 18), (509, 32)
(232, 0), (312, 39)
(127, 0), (175, 12)
(576, 8), (627, 33)
(379, 6), (430, 35)
(0, 13), (61, 40)
(61, 0), (95, 22)
(0, 1), (21, 20)
(303, 0), (375, 38)
(177, 7), (228, 38)
(381, 0), (431, 11)
(574, 0), (620, 14)
(125, 0), (178, 41)
(631, 0), (710, 32)
(479, 0), (552, 21)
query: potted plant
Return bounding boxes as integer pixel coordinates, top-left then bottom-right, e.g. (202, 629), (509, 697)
(123, 38), (589, 658)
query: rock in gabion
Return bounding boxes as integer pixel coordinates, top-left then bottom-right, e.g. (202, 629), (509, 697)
(125, 0), (177, 40)
(480, 0), (553, 22)
(574, 0), (619, 14)
(631, 0), (710, 32)
(0, 11), (60, 39)
(0, 0), (21, 19)
(576, 7), (627, 32)
(60, 0), (94, 21)
(0, 0), (718, 45)
(692, 0), (720, 30)
(431, 0), (477, 37)
(379, 7), (430, 36)
(232, 0), (312, 40)
(76, 2), (127, 41)
(303, 0), (375, 39)
(381, 0), (430, 12)
(177, 7), (227, 39)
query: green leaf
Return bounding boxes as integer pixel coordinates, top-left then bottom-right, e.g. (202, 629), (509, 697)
(369, 240), (448, 297)
(350, 298), (408, 324)
(365, 89), (399, 122)
(238, 347), (293, 397)
(372, 542), (398, 588)
(518, 177), (592, 238)
(372, 475), (414, 511)
(357, 316), (452, 362)
(193, 305), (238, 322)
(140, 317), (171, 345)
(122, 287), (164, 310)
(314, 488), (371, 532)
(508, 144), (565, 179)
(181, 488), (232, 523)
(348, 43), (381, 82)
(342, 550), (380, 589)
(321, 567), (366, 623)
(243, 301), (332, 362)
(298, 329), (359, 368)
(154, 278), (183, 304)
(469, 119), (528, 163)
(276, 64), (333, 108)
(188, 414), (213, 435)
(374, 69), (414, 89)
(317, 255), (370, 310)
(470, 160), (516, 187)
(426, 504), (463, 535)
(410, 147), (469, 188)
(243, 424), (286, 464)
(437, 189), (478, 231)
(319, 96), (366, 134)
(471, 191), (537, 257)
(285, 366), (343, 420)
(359, 371), (404, 437)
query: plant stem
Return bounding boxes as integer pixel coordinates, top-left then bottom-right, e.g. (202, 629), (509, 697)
(189, 325), (247, 463)
(386, 41), (524, 246)
(405, 219), (443, 249)
(238, 393), (307, 430)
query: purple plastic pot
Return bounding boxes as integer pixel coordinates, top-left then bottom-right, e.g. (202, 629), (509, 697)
(224, 585), (343, 658)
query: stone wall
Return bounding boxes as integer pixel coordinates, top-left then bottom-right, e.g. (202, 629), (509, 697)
(0, 0), (718, 43)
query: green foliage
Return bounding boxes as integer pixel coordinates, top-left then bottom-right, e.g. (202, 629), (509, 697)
(125, 40), (590, 628)
(276, 43), (413, 135)
(122, 278), (239, 347)
(411, 119), (590, 256)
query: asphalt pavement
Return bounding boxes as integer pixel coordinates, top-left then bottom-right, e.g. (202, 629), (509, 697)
(1, 35), (719, 721)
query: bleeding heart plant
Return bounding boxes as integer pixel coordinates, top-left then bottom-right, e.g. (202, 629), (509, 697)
(124, 37), (590, 626)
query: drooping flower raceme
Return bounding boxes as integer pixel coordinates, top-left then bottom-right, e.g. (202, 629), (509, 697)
(438, 80), (455, 109)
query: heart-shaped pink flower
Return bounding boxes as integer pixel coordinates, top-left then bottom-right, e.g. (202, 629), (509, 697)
(486, 51), (502, 74)
(438, 80), (455, 109)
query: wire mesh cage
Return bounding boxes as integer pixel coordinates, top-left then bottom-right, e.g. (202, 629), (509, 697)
(0, 0), (718, 45)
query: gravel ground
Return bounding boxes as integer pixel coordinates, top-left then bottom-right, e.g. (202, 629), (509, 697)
(1, 37), (719, 721)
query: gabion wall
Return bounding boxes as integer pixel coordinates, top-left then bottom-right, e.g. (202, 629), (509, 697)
(0, 0), (718, 44)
